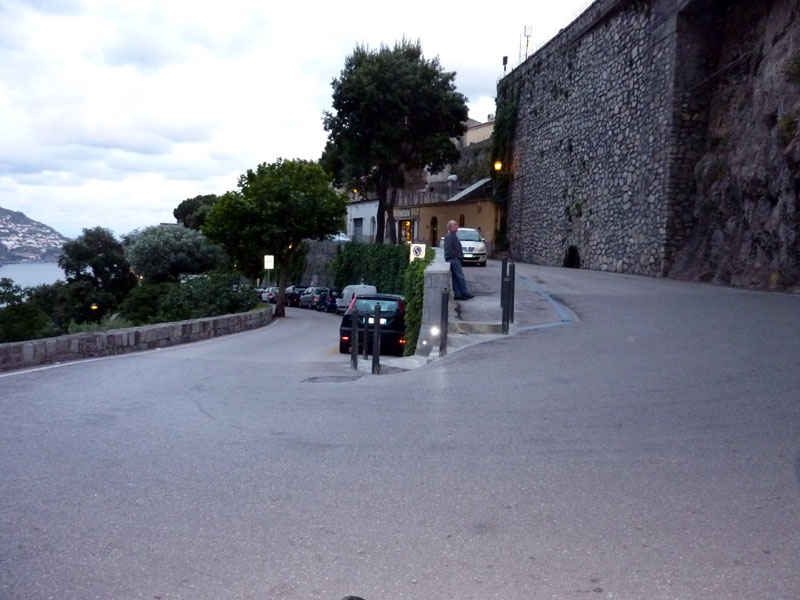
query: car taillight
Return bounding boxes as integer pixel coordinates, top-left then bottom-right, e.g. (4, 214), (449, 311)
(398, 300), (404, 313)
(399, 338), (406, 344)
(341, 335), (350, 342)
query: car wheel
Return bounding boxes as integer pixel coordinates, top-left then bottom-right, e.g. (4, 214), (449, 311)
(339, 341), (349, 354)
(480, 261), (487, 267)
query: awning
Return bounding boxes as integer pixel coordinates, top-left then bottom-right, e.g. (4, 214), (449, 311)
(446, 177), (491, 202)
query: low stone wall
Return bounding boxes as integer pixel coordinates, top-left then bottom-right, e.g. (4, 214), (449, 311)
(0, 307), (274, 372)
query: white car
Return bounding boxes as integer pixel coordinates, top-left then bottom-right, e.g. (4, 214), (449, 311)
(442, 227), (487, 266)
(336, 283), (378, 314)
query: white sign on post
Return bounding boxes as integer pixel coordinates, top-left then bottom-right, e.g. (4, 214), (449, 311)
(409, 244), (426, 262)
(263, 255), (274, 270)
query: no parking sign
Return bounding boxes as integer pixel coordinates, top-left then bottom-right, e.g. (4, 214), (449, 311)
(409, 243), (426, 262)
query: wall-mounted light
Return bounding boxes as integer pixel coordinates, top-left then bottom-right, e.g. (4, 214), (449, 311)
(494, 160), (503, 172)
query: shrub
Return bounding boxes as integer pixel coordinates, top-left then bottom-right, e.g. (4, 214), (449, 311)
(333, 243), (409, 293)
(0, 278), (53, 342)
(118, 283), (176, 324)
(401, 248), (434, 355)
(157, 271), (260, 321)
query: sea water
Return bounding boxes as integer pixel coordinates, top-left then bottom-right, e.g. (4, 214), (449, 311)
(0, 262), (65, 288)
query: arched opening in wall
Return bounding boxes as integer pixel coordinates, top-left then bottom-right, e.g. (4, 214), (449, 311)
(563, 245), (581, 269)
(459, 214), (465, 227)
(370, 217), (376, 242)
(430, 216), (438, 247)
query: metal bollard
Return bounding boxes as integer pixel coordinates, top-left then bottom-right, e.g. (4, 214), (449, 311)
(362, 313), (369, 361)
(509, 261), (516, 324)
(501, 276), (510, 334)
(501, 256), (508, 308)
(350, 310), (359, 370)
(372, 303), (381, 375)
(440, 288), (449, 357)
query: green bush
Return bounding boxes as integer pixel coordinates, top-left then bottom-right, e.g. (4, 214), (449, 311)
(401, 248), (434, 355)
(333, 242), (410, 293)
(118, 283), (176, 324)
(66, 314), (139, 334)
(0, 278), (54, 342)
(157, 271), (260, 321)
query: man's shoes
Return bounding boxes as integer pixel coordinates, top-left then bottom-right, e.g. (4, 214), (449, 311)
(463, 294), (475, 299)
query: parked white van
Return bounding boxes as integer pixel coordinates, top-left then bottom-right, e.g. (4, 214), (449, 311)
(337, 284), (377, 314)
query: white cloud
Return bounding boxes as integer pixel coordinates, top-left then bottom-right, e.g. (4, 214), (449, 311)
(0, 0), (594, 238)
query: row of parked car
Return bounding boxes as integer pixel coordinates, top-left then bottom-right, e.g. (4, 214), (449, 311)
(259, 283), (407, 356)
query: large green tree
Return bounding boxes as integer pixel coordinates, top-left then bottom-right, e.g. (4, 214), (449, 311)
(173, 194), (218, 230)
(58, 226), (138, 314)
(124, 224), (226, 284)
(203, 158), (348, 317)
(323, 39), (468, 243)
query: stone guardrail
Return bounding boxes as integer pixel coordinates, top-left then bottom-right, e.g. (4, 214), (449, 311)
(0, 307), (274, 372)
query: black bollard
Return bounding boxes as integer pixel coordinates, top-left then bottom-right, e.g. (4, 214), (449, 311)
(501, 256), (508, 308)
(350, 310), (359, 370)
(501, 276), (510, 334)
(509, 261), (516, 324)
(372, 303), (381, 375)
(440, 288), (449, 357)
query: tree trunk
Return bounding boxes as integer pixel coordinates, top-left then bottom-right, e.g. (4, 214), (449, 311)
(274, 259), (289, 318)
(386, 186), (398, 244)
(374, 180), (388, 243)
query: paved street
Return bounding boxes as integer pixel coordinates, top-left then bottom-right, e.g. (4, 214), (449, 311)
(1, 266), (799, 599)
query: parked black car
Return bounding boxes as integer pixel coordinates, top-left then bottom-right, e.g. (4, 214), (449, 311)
(317, 289), (341, 313)
(339, 293), (406, 355)
(285, 285), (307, 307)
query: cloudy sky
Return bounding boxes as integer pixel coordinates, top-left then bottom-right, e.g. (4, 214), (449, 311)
(1, 0), (593, 238)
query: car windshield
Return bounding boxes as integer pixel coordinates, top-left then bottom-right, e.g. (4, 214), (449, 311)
(354, 298), (400, 313)
(457, 229), (481, 242)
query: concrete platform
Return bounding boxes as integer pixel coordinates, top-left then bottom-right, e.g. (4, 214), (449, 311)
(358, 256), (576, 374)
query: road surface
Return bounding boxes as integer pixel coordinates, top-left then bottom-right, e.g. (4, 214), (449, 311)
(1, 269), (798, 599)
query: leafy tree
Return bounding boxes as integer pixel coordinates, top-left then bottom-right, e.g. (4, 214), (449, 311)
(124, 224), (226, 284)
(117, 282), (175, 325)
(173, 194), (218, 230)
(0, 278), (53, 342)
(203, 158), (348, 317)
(27, 280), (110, 331)
(157, 272), (259, 321)
(323, 39), (468, 243)
(58, 226), (138, 313)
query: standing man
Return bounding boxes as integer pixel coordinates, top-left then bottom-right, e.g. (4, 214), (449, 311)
(444, 220), (473, 300)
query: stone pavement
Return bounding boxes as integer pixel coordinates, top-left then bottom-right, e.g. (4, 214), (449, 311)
(361, 257), (576, 374)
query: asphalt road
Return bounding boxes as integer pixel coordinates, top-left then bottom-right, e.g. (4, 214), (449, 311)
(1, 269), (799, 600)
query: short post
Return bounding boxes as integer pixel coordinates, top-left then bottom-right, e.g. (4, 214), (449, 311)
(501, 276), (510, 334)
(350, 311), (359, 370)
(509, 261), (516, 324)
(362, 313), (369, 361)
(501, 256), (508, 308)
(439, 288), (449, 357)
(372, 303), (381, 375)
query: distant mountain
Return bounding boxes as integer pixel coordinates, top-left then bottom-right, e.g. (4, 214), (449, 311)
(0, 207), (70, 264)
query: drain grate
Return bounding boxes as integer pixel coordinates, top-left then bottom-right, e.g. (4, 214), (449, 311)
(302, 375), (361, 383)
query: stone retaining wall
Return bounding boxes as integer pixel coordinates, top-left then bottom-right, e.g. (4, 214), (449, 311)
(0, 307), (273, 372)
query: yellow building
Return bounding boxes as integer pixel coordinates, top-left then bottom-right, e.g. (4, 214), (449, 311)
(393, 178), (499, 253)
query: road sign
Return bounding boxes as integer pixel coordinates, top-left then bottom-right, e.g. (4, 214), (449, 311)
(410, 244), (426, 262)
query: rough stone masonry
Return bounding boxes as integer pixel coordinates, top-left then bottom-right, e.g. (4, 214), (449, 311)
(501, 0), (799, 290)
